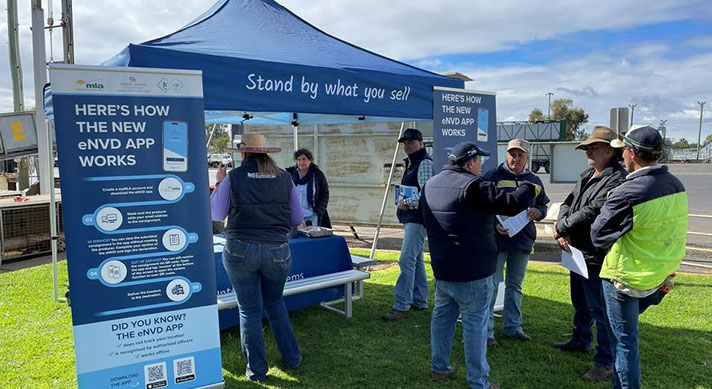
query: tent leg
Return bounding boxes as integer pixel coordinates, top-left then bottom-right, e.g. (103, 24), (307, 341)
(47, 121), (62, 303)
(292, 124), (298, 151)
(370, 122), (405, 260)
(205, 124), (218, 148)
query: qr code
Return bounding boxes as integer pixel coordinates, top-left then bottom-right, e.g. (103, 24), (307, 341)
(144, 362), (167, 388)
(173, 356), (196, 384)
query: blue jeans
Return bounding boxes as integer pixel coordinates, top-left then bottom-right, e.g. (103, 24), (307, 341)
(431, 277), (493, 389)
(222, 239), (302, 382)
(602, 280), (667, 389)
(393, 223), (428, 311)
(570, 263), (613, 368)
(488, 250), (530, 337)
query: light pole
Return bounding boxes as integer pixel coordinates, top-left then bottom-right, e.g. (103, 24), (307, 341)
(629, 104), (637, 127)
(697, 101), (706, 162)
(659, 119), (667, 143)
(546, 92), (554, 119)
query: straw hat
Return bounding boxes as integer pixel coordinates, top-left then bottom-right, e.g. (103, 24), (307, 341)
(228, 134), (281, 153)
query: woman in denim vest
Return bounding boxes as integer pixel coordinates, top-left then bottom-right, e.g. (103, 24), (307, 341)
(210, 134), (304, 383)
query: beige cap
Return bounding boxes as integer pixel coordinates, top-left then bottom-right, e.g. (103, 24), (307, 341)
(576, 126), (623, 149)
(506, 138), (530, 154)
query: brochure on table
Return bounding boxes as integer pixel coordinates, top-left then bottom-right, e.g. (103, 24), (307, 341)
(49, 64), (223, 389)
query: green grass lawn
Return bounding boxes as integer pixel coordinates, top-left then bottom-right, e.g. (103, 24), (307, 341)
(1, 252), (711, 388)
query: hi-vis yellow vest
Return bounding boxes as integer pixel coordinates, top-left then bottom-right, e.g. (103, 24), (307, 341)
(600, 192), (688, 290)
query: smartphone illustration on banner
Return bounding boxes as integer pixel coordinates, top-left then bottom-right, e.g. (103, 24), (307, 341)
(163, 121), (188, 172)
(477, 108), (488, 142)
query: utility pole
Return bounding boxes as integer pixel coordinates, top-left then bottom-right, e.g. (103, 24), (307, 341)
(659, 119), (667, 143)
(628, 104), (637, 128)
(697, 101), (706, 162)
(32, 0), (51, 195)
(61, 0), (74, 64)
(546, 92), (554, 119)
(7, 0), (24, 111)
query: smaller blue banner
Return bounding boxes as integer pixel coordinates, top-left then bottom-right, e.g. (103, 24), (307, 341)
(432, 88), (498, 173)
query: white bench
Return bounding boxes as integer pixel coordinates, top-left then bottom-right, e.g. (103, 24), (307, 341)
(217, 269), (370, 318)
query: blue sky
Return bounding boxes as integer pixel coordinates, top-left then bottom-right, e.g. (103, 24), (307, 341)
(1, 0), (711, 142)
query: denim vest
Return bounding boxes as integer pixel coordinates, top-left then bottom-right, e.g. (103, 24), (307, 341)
(421, 166), (499, 282)
(225, 157), (292, 243)
(396, 148), (431, 224)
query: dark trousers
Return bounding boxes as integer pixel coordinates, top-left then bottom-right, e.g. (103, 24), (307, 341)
(569, 262), (613, 368)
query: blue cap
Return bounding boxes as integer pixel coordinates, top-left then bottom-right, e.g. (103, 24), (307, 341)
(448, 141), (491, 165)
(624, 125), (663, 155)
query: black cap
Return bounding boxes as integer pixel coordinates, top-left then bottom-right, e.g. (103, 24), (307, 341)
(398, 128), (423, 143)
(448, 141), (491, 165)
(624, 125), (663, 154)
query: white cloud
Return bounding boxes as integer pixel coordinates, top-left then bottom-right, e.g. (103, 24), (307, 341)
(1, 0), (711, 142)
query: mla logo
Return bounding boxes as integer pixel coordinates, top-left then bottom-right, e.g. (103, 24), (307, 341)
(75, 79), (105, 89)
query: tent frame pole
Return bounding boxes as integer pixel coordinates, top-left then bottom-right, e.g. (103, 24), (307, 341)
(370, 122), (405, 260)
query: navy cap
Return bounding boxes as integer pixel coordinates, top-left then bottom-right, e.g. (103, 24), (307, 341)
(398, 128), (423, 143)
(624, 125), (663, 154)
(448, 141), (491, 165)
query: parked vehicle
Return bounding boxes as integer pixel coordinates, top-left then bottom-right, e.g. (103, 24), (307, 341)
(207, 153), (233, 168)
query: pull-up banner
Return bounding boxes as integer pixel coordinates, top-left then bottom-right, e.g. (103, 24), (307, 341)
(432, 87), (497, 173)
(49, 64), (223, 389)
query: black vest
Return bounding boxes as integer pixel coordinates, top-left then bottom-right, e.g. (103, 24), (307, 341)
(397, 148), (431, 224)
(224, 156), (292, 243)
(421, 166), (498, 282)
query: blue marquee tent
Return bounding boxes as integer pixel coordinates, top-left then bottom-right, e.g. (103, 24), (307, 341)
(102, 0), (463, 123)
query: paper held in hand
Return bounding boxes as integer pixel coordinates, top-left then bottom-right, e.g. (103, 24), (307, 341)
(395, 184), (418, 206)
(561, 245), (588, 279)
(496, 209), (530, 237)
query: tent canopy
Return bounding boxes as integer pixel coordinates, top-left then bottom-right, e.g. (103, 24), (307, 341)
(103, 0), (463, 123)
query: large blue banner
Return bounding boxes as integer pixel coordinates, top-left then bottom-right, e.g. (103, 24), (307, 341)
(432, 88), (498, 173)
(49, 64), (223, 389)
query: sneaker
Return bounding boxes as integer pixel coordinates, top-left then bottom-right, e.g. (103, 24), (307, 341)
(489, 383), (500, 389)
(583, 366), (613, 382)
(551, 339), (590, 353)
(431, 365), (457, 382)
(382, 308), (410, 321)
(487, 338), (500, 348)
(506, 331), (531, 343)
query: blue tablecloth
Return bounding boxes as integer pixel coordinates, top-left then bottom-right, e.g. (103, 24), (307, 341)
(214, 234), (353, 330)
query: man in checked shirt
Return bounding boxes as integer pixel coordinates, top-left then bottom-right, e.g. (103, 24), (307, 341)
(383, 128), (435, 321)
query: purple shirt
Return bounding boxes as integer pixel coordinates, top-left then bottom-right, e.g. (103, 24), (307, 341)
(210, 173), (304, 226)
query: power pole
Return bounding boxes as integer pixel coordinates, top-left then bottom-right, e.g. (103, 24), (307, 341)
(697, 101), (706, 162)
(628, 104), (637, 128)
(659, 119), (667, 143)
(7, 0), (24, 111)
(61, 0), (74, 64)
(32, 0), (51, 195)
(546, 92), (554, 119)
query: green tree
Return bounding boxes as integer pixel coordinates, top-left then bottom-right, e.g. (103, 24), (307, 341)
(550, 98), (589, 140)
(528, 98), (589, 140)
(205, 124), (231, 153)
(528, 108), (546, 122)
(704, 132), (712, 146)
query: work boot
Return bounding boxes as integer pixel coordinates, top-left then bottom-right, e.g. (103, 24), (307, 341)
(507, 331), (531, 343)
(583, 365), (613, 382)
(551, 339), (590, 353)
(487, 338), (500, 348)
(382, 308), (409, 321)
(431, 365), (457, 382)
(411, 304), (428, 311)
